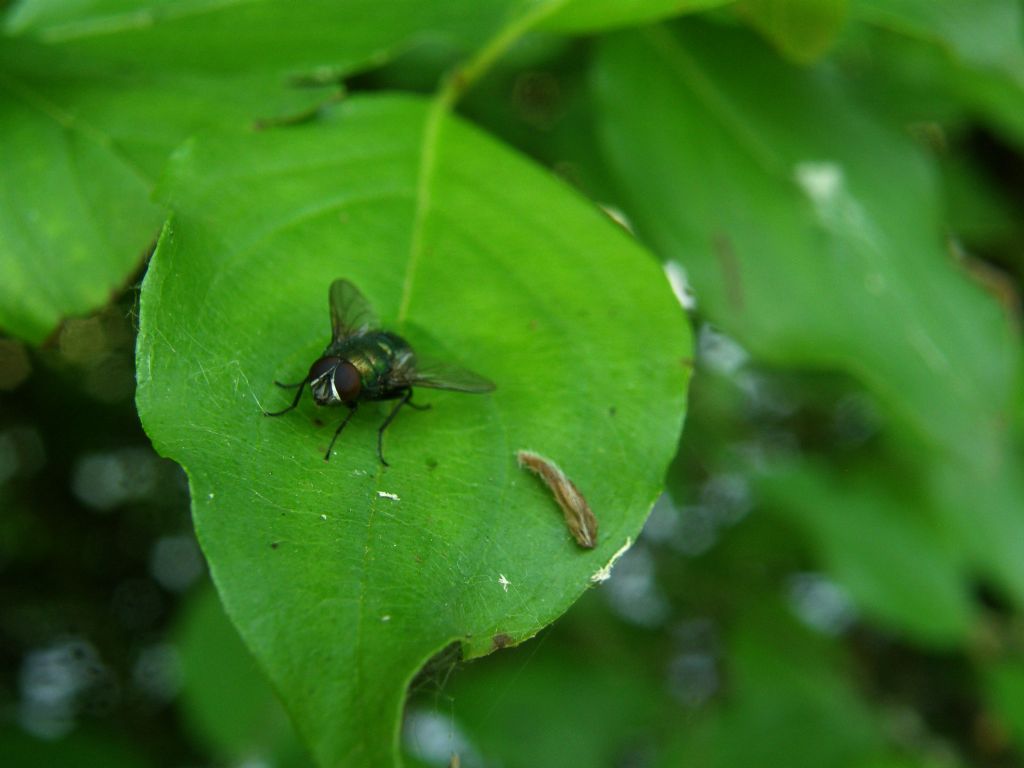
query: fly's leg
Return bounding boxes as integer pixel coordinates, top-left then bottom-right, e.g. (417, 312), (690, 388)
(406, 392), (431, 412)
(324, 403), (358, 462)
(377, 389), (417, 467)
(264, 379), (306, 416)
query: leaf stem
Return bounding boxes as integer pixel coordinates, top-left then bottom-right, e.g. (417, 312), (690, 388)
(398, 0), (570, 324)
(436, 0), (572, 110)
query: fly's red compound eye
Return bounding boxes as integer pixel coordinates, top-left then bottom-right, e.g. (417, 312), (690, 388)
(333, 361), (362, 402)
(308, 356), (341, 382)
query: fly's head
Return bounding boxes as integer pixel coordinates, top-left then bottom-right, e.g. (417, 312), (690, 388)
(307, 356), (362, 406)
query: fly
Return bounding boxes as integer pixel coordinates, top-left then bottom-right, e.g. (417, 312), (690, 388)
(264, 279), (495, 465)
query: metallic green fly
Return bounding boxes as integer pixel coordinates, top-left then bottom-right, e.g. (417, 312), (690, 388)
(264, 279), (495, 465)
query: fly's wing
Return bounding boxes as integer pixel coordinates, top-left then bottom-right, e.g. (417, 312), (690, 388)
(405, 360), (496, 393)
(329, 279), (379, 341)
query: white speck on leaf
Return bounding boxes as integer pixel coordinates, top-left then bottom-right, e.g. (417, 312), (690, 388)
(590, 537), (633, 584)
(498, 574), (511, 593)
(381, 615), (391, 623)
(320, 514), (327, 521)
(378, 491), (400, 501)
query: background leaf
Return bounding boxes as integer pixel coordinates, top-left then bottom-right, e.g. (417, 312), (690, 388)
(849, 0), (1024, 76)
(593, 21), (1019, 459)
(591, 20), (1024, 599)
(848, 0), (1024, 170)
(540, 0), (736, 32)
(0, 0), (516, 343)
(136, 94), (690, 766)
(985, 660), (1024, 750)
(0, 39), (337, 343)
(662, 610), (888, 768)
(420, 637), (664, 767)
(738, 0), (848, 63)
(4, 0), (514, 76)
(758, 461), (974, 645)
(176, 587), (311, 766)
(0, 728), (149, 768)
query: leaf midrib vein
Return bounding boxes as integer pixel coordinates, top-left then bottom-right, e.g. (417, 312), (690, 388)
(351, 1), (576, 759)
(349, 88), (448, 761)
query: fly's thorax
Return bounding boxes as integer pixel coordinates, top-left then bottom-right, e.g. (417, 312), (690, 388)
(325, 332), (415, 399)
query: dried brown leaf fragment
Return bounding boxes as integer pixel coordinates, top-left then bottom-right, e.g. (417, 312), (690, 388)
(516, 450), (598, 549)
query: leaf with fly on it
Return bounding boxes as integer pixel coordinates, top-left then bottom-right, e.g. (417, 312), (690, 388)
(329, 278), (380, 341)
(138, 94), (690, 768)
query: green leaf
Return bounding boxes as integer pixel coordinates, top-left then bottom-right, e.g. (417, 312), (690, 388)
(0, 728), (149, 768)
(541, 0), (737, 32)
(176, 587), (311, 766)
(925, 452), (1024, 610)
(0, 0), (522, 343)
(738, 0), (848, 63)
(136, 94), (690, 767)
(984, 659), (1024, 751)
(0, 39), (338, 343)
(5, 0), (514, 76)
(590, 22), (1024, 599)
(593, 22), (1019, 462)
(759, 461), (974, 646)
(849, 1), (1024, 151)
(664, 607), (886, 768)
(849, 0), (1024, 77)
(429, 625), (665, 766)
(0, 75), (157, 342)
(940, 150), (1021, 247)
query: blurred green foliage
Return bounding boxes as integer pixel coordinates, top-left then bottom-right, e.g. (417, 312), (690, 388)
(2, 1), (1023, 767)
